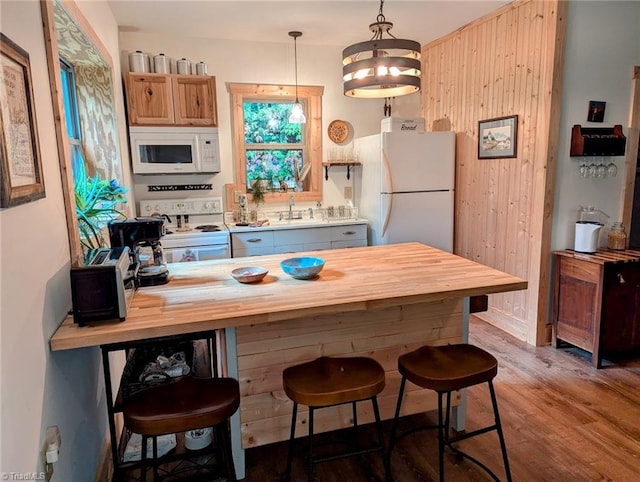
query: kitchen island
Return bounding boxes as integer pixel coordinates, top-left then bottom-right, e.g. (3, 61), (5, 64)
(50, 242), (527, 479)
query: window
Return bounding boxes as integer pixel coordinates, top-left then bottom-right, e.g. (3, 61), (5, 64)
(228, 83), (324, 206)
(59, 59), (84, 180)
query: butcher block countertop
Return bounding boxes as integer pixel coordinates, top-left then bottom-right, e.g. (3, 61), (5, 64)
(50, 242), (527, 351)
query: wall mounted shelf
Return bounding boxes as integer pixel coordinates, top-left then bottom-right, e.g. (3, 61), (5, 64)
(322, 162), (361, 180)
(570, 124), (626, 157)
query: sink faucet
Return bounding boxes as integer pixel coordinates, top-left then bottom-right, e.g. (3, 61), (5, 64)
(288, 194), (295, 220)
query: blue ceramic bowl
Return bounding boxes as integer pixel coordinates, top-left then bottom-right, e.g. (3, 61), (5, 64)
(280, 257), (325, 280)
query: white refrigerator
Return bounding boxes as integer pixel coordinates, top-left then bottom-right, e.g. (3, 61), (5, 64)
(354, 131), (456, 252)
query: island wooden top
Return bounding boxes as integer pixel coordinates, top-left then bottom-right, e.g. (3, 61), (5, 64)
(50, 243), (527, 351)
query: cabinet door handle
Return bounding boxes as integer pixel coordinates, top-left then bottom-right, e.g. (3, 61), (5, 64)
(617, 273), (626, 284)
(343, 231), (356, 236)
(247, 238), (262, 243)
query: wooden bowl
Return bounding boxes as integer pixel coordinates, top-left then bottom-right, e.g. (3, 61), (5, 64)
(231, 266), (268, 284)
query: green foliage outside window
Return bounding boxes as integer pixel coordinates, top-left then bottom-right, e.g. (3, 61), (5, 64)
(243, 102), (304, 191)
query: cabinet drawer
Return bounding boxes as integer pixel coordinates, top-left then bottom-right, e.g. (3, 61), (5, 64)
(273, 227), (331, 246)
(274, 242), (332, 254)
(332, 239), (367, 249)
(232, 231), (274, 250)
(233, 246), (274, 258)
(331, 224), (367, 242)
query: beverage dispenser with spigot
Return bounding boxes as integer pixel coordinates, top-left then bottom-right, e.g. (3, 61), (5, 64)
(574, 206), (609, 253)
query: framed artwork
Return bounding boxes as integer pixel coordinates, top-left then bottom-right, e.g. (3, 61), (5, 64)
(587, 100), (606, 123)
(0, 33), (45, 208)
(478, 115), (518, 159)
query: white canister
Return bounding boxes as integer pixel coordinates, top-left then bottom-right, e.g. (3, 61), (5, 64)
(129, 50), (151, 73)
(153, 53), (170, 74)
(177, 58), (191, 75)
(195, 61), (208, 75)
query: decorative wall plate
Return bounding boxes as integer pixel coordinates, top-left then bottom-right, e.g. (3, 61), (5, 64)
(328, 120), (350, 144)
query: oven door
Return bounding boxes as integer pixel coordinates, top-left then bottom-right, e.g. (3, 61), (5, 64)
(165, 245), (231, 263)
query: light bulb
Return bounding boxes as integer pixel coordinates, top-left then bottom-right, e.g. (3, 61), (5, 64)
(389, 66), (401, 76)
(354, 68), (369, 79)
(377, 65), (388, 76)
(289, 103), (306, 124)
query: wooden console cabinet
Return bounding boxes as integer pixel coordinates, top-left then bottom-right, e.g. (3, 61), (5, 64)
(125, 72), (217, 126)
(552, 249), (640, 367)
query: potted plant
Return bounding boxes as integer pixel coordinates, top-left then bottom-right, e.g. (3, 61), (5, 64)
(74, 162), (128, 251)
(250, 177), (266, 208)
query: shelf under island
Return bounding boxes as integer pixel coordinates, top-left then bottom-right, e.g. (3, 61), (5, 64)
(50, 242), (527, 479)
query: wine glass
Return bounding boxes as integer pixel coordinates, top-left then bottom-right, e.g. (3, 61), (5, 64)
(588, 160), (597, 178)
(579, 161), (588, 178)
(596, 160), (606, 178)
(607, 161), (618, 177)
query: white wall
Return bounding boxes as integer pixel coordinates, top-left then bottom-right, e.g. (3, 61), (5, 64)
(552, 1), (640, 251)
(0, 1), (126, 479)
(118, 32), (421, 212)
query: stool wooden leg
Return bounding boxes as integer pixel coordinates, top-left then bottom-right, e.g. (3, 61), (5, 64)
(489, 380), (512, 482)
(371, 396), (392, 482)
(285, 401), (298, 482)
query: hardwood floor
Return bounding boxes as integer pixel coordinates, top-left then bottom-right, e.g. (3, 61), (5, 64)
(242, 317), (640, 481)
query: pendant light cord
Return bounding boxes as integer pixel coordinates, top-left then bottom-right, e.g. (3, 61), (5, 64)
(294, 35), (299, 102)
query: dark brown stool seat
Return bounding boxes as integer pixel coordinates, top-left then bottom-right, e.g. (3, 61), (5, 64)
(389, 344), (512, 482)
(283, 356), (391, 481)
(124, 376), (240, 481)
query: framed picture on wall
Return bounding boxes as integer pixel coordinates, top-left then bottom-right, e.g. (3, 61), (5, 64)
(587, 100), (606, 122)
(0, 33), (45, 208)
(478, 115), (518, 159)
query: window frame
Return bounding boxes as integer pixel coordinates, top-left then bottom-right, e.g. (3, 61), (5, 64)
(227, 83), (324, 206)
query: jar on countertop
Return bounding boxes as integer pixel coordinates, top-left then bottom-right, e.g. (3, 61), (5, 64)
(608, 222), (627, 250)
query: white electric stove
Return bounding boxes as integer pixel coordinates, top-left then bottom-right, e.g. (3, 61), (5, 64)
(138, 196), (231, 263)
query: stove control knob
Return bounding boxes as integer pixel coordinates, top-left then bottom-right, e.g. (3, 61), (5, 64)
(203, 202), (211, 211)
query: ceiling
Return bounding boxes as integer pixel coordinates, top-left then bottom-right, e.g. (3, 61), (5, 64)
(108, 0), (510, 47)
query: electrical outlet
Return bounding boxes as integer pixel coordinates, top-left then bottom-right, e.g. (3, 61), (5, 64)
(344, 186), (353, 199)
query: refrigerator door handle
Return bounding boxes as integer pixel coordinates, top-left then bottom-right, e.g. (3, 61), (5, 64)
(382, 194), (392, 237)
(382, 150), (394, 193)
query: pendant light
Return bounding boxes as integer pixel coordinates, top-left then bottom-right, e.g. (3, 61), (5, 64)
(288, 31), (306, 124)
(342, 0), (421, 98)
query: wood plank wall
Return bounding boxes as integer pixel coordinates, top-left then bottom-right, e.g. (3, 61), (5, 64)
(236, 299), (464, 448)
(421, 0), (567, 345)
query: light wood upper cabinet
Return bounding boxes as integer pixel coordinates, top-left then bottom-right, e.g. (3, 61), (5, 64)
(125, 73), (217, 127)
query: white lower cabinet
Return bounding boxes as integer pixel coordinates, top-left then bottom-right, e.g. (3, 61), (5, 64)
(231, 223), (367, 258)
(231, 231), (275, 257)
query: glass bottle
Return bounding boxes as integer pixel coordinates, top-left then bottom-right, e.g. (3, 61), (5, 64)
(607, 222), (627, 250)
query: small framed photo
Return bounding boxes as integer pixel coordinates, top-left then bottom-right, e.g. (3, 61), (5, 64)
(587, 100), (606, 123)
(478, 115), (518, 159)
(0, 33), (45, 208)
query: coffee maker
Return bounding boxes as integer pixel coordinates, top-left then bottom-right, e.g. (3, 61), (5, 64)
(108, 217), (169, 286)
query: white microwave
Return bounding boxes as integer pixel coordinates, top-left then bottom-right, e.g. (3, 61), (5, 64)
(129, 126), (220, 174)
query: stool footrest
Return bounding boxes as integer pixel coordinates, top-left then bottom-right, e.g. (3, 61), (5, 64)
(445, 443), (503, 482)
(447, 423), (499, 445)
(313, 444), (384, 465)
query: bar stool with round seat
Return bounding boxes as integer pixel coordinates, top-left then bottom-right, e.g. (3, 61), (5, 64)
(123, 375), (240, 481)
(282, 356), (391, 481)
(388, 344), (512, 482)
